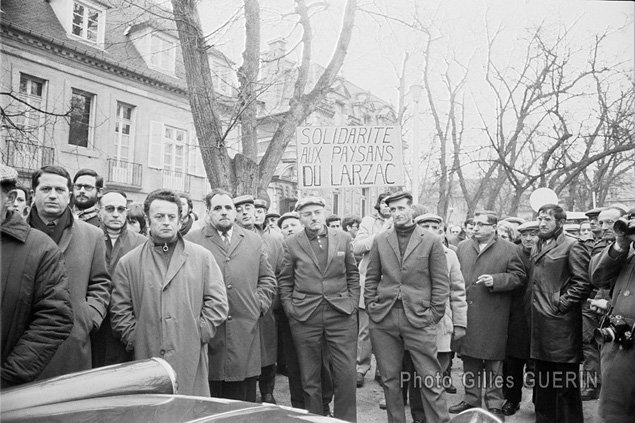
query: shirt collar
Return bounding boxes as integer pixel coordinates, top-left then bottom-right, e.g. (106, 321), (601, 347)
(306, 225), (327, 240)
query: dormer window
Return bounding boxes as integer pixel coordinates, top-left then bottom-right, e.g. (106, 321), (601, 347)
(149, 33), (176, 74)
(72, 1), (101, 43)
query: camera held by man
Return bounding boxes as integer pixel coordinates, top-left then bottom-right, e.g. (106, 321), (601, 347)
(594, 308), (635, 350)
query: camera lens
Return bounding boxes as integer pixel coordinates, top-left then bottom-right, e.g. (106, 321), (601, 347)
(594, 327), (616, 344)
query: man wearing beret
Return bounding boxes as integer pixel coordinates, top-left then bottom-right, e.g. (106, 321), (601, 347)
(279, 196), (360, 422)
(365, 192), (451, 423)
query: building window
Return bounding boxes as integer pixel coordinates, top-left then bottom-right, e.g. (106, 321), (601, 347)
(332, 191), (340, 215)
(163, 125), (186, 172)
(114, 102), (134, 161)
(16, 74), (45, 136)
(150, 34), (176, 74)
(69, 88), (94, 148)
(361, 188), (368, 216)
(72, 1), (100, 43)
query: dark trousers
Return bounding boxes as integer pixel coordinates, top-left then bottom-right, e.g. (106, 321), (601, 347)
(259, 364), (276, 396)
(581, 302), (601, 388)
(503, 356), (527, 404)
(533, 359), (583, 423)
(461, 355), (505, 410)
(599, 342), (635, 423)
(370, 306), (449, 423)
(278, 309), (334, 413)
(289, 303), (357, 422)
(209, 376), (258, 402)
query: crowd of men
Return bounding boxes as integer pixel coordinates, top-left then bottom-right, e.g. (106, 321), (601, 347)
(1, 162), (634, 423)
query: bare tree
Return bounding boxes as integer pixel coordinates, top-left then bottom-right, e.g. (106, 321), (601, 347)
(170, 0), (357, 198)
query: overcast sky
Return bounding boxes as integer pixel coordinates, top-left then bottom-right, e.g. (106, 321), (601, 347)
(198, 0), (634, 106)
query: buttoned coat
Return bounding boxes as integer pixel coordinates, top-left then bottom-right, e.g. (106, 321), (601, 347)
(279, 228), (360, 322)
(455, 236), (526, 361)
(110, 237), (228, 396)
(530, 232), (592, 363)
(37, 217), (111, 379)
(186, 225), (276, 381)
(364, 226), (450, 328)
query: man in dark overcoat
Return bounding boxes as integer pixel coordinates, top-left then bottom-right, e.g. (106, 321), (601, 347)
(449, 211), (525, 420)
(28, 165), (111, 379)
(186, 189), (276, 402)
(279, 196), (360, 422)
(1, 165), (73, 387)
(530, 203), (592, 423)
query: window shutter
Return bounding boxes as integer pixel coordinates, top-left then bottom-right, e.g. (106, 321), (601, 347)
(189, 134), (205, 177)
(148, 121), (163, 169)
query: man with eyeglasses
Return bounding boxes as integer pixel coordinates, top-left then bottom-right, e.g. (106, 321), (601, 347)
(91, 190), (146, 368)
(279, 196), (360, 422)
(28, 165), (111, 378)
(72, 169), (104, 227)
(529, 203), (592, 423)
(449, 211), (526, 421)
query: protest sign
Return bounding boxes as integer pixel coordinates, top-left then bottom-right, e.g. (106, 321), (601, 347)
(295, 125), (405, 189)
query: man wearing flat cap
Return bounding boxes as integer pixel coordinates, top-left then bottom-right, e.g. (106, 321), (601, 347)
(502, 221), (538, 416)
(232, 194), (284, 404)
(279, 196), (360, 422)
(365, 191), (451, 423)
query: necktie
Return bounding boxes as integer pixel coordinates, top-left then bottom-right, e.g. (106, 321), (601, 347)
(222, 232), (230, 247)
(46, 221), (56, 233)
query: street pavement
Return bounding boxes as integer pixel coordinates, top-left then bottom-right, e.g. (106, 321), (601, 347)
(272, 356), (600, 422)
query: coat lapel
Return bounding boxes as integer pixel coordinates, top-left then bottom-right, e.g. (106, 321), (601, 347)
(297, 230), (320, 269)
(164, 240), (187, 289)
(402, 228), (424, 262)
(57, 223), (74, 254)
(324, 229), (338, 271)
(532, 235), (559, 262)
(387, 229), (401, 261)
(204, 224), (227, 252)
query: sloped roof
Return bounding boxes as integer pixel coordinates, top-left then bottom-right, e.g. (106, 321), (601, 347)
(1, 0), (188, 93)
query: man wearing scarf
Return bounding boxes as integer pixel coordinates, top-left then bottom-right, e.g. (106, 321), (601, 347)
(72, 168), (103, 227)
(28, 165), (111, 378)
(91, 190), (146, 368)
(110, 189), (228, 396)
(529, 203), (592, 423)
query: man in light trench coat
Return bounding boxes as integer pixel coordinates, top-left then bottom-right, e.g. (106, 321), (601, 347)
(110, 189), (228, 396)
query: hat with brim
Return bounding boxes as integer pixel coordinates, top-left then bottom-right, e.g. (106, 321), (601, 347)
(0, 164), (18, 185)
(518, 221), (539, 233)
(254, 199), (268, 210)
(414, 213), (442, 224)
(265, 212), (280, 220)
(233, 195), (255, 208)
(384, 191), (412, 206)
(584, 207), (605, 219)
(278, 211), (301, 228)
(295, 196), (326, 211)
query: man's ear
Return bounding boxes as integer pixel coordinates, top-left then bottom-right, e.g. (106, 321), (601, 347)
(97, 187), (104, 198)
